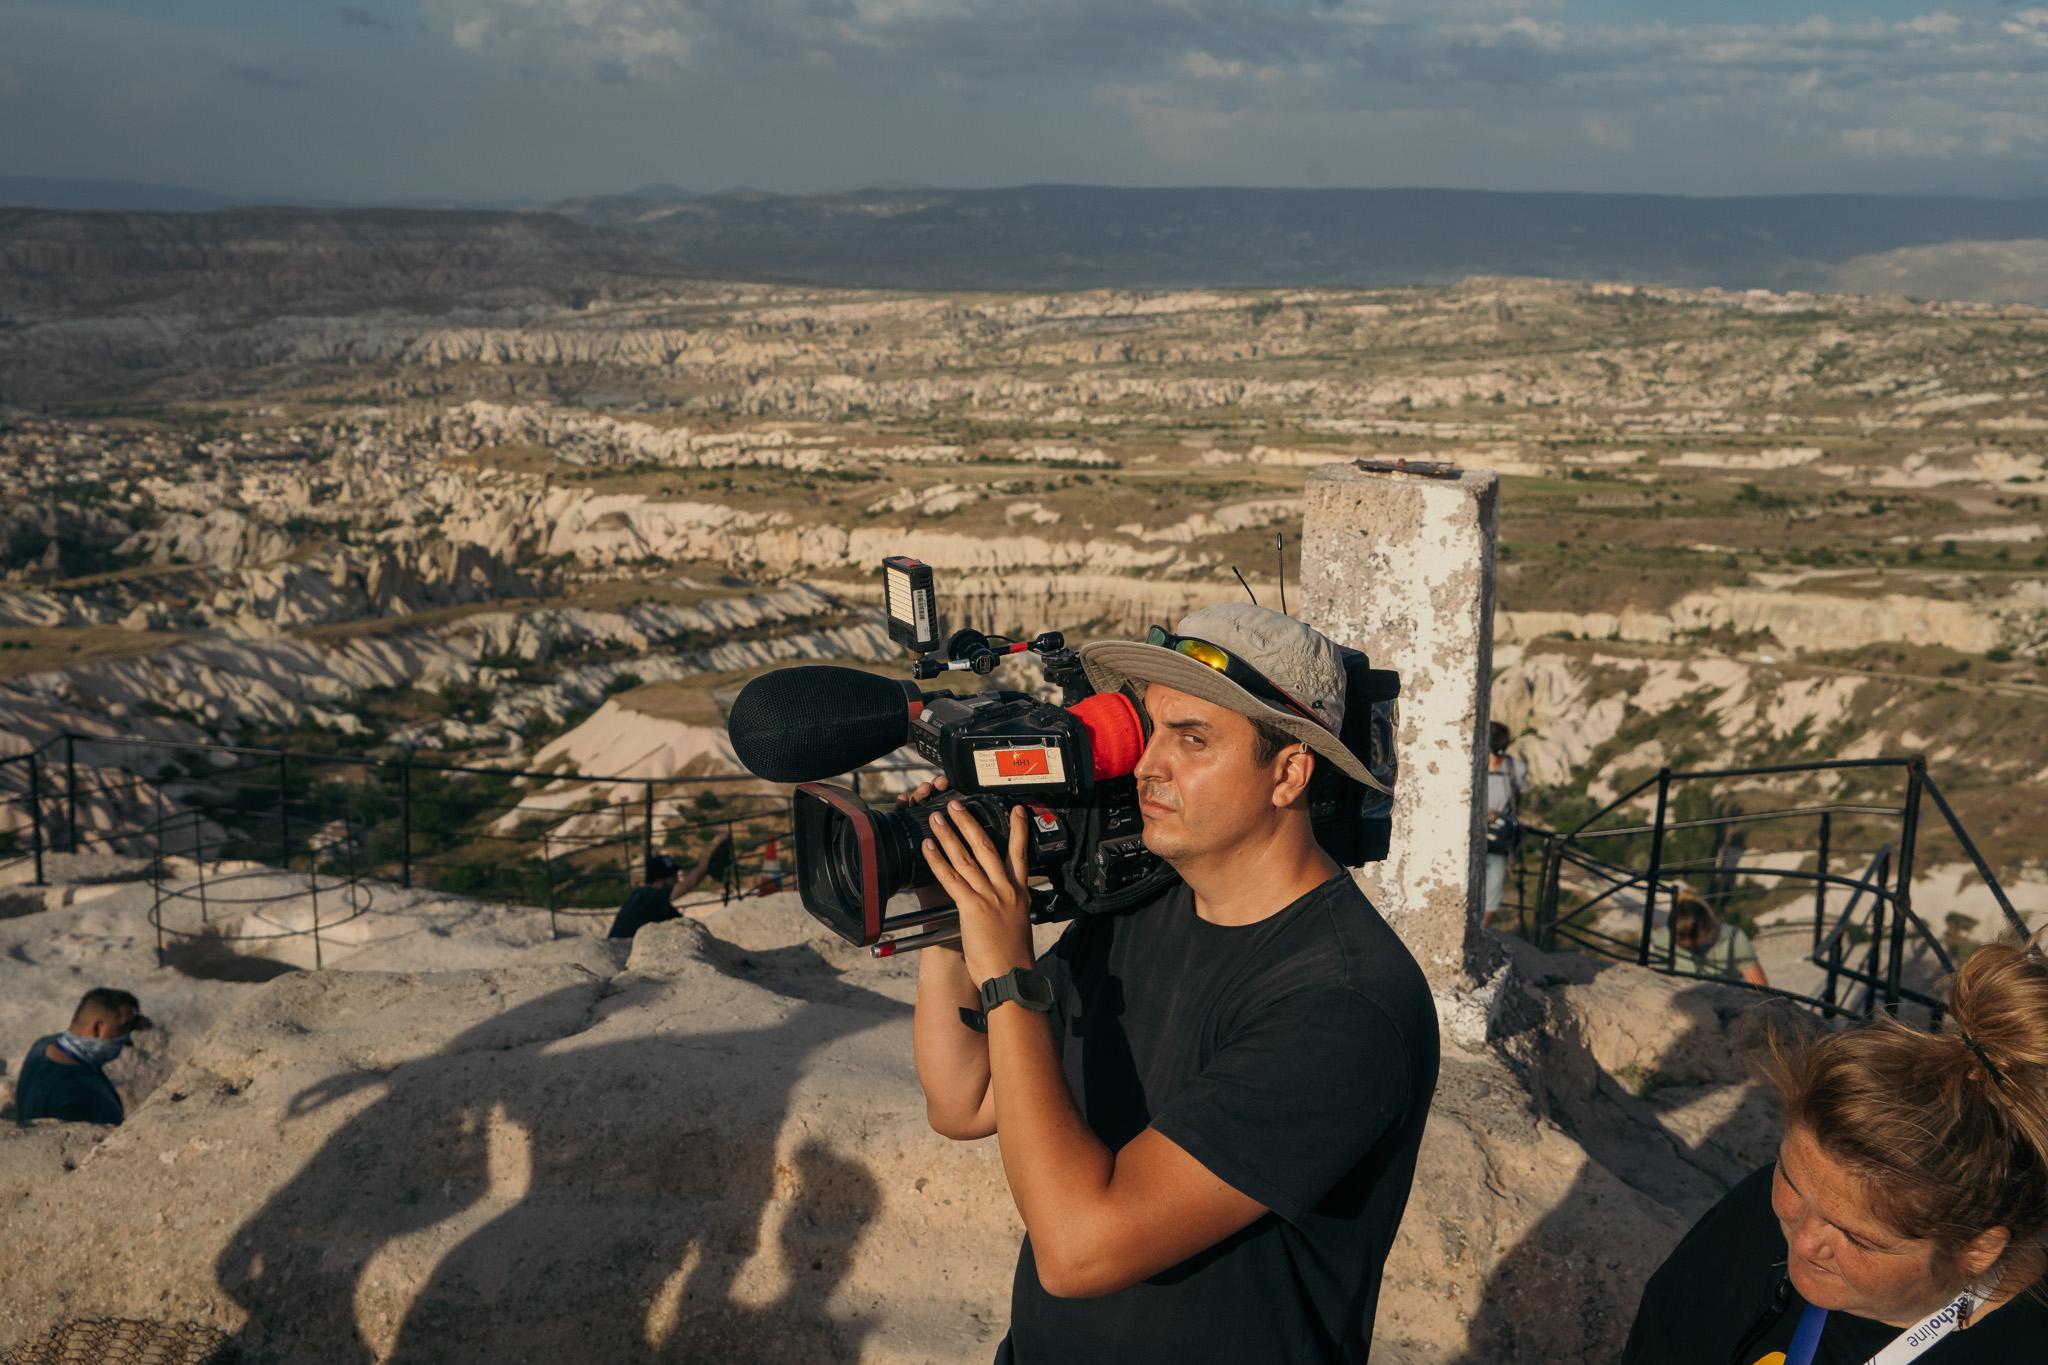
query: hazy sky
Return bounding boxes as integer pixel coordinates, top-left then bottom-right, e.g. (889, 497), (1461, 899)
(5, 1), (2047, 202)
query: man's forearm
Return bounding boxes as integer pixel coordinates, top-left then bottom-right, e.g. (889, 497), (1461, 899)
(986, 1004), (1115, 1283)
(912, 945), (994, 1137)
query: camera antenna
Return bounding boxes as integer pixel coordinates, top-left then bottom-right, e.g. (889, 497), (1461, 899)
(1231, 566), (1259, 605)
(1275, 532), (1287, 615)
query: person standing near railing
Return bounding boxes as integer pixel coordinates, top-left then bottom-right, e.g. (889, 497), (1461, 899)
(606, 833), (734, 941)
(1623, 942), (2048, 1363)
(1651, 890), (1769, 988)
(1483, 721), (1528, 921)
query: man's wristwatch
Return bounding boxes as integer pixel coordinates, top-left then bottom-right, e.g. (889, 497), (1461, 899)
(959, 967), (1054, 1033)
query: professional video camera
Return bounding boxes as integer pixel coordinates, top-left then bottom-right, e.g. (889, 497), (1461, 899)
(726, 557), (1399, 956)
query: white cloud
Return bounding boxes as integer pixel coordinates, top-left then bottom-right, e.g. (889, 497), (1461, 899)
(1899, 12), (1960, 37)
(1582, 115), (1631, 152)
(2006, 10), (2048, 47)
(1841, 126), (1966, 158)
(426, 0), (694, 78)
(1181, 51), (1244, 81)
(413, 0), (2048, 178)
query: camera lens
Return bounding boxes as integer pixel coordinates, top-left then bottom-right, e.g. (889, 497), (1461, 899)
(793, 784), (1070, 946)
(826, 816), (869, 915)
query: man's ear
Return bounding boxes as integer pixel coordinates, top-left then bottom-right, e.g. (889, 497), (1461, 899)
(1271, 744), (1316, 808)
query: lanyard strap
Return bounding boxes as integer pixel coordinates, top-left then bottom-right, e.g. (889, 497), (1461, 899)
(1783, 1288), (1989, 1365)
(1864, 1288), (1988, 1365)
(1787, 1304), (1829, 1365)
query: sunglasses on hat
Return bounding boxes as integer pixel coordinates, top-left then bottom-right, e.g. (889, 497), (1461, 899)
(1145, 626), (1329, 733)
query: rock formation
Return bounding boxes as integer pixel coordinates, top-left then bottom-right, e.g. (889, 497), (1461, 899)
(0, 883), (1786, 1364)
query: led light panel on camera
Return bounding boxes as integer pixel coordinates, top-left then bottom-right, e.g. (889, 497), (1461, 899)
(881, 556), (939, 654)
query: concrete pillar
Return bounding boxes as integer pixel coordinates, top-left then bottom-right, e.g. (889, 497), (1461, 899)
(1298, 460), (1500, 1013)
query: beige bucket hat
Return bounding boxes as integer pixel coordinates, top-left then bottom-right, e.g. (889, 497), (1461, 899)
(1078, 603), (1390, 795)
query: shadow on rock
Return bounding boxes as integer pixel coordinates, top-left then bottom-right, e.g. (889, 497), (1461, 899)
(161, 933), (300, 983)
(216, 939), (911, 1364)
(1446, 955), (1794, 1364)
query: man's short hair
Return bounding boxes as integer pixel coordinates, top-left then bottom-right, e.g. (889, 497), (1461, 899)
(72, 987), (146, 1030)
(645, 854), (681, 883)
(1248, 719), (1290, 766)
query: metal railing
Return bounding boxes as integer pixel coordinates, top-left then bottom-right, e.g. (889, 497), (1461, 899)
(0, 747), (51, 885)
(1508, 756), (2029, 1022)
(148, 807), (372, 971)
(3, 730), (864, 927)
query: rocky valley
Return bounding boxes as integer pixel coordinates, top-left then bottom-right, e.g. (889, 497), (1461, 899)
(2, 239), (2045, 1362)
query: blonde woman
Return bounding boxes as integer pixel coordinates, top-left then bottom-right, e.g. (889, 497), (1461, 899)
(1624, 944), (2048, 1364)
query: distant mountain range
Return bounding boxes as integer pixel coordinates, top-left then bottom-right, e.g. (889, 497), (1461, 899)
(0, 175), (247, 213)
(0, 205), (696, 314)
(550, 184), (2048, 296)
(3, 177), (2046, 306)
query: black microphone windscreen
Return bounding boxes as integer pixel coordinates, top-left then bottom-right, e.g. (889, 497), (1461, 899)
(727, 665), (916, 783)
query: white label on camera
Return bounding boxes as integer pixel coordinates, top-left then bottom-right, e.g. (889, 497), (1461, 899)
(973, 744), (1066, 787)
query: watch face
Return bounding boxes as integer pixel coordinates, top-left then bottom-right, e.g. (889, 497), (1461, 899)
(1016, 969), (1055, 1010)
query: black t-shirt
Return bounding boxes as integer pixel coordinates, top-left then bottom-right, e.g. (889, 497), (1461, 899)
(607, 885), (679, 940)
(1625, 1165), (2048, 1365)
(13, 1035), (124, 1125)
(1005, 874), (1439, 1365)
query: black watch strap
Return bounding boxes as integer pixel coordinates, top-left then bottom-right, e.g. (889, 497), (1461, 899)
(959, 967), (1053, 1033)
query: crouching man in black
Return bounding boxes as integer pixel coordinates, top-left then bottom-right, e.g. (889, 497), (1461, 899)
(14, 987), (153, 1126)
(911, 605), (1440, 1364)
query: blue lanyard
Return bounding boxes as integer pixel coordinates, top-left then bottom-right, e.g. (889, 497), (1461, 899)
(1787, 1303), (1829, 1365)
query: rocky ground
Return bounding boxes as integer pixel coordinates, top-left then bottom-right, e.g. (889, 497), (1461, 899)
(0, 868), (1784, 1364)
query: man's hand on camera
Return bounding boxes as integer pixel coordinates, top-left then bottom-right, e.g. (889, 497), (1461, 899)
(924, 799), (1035, 984)
(899, 776), (955, 914)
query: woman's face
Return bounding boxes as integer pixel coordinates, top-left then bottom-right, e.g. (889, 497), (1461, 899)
(1772, 1125), (1954, 1326)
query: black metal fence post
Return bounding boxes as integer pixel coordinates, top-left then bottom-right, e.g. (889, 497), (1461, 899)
(342, 815), (363, 941)
(542, 832), (559, 939)
(310, 861), (323, 972)
(1822, 930), (1842, 1013)
(194, 814), (210, 925)
(619, 803), (633, 887)
(643, 782), (655, 868)
(1812, 811), (1831, 952)
(276, 751), (291, 872)
(1637, 769), (1672, 968)
(1535, 836), (1561, 952)
(26, 750), (45, 886)
(400, 760), (413, 889)
(1865, 875), (1889, 1019)
(1887, 760), (1926, 1017)
(64, 733), (78, 854)
(151, 785), (167, 968)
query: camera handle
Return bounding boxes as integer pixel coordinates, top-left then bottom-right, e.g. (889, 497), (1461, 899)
(869, 887), (1068, 959)
(910, 628), (1070, 680)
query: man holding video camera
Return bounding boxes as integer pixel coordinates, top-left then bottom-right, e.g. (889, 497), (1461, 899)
(911, 604), (1439, 1364)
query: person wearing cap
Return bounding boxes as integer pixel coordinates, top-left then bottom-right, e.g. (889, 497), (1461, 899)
(13, 987), (152, 1126)
(911, 603), (1439, 1364)
(605, 832), (733, 941)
